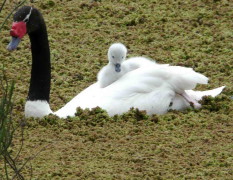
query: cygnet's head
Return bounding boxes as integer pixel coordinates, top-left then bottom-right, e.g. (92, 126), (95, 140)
(108, 43), (127, 72)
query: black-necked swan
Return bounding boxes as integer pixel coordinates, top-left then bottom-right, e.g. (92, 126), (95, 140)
(7, 6), (225, 118)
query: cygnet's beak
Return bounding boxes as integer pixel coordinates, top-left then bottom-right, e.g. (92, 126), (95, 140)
(115, 63), (121, 72)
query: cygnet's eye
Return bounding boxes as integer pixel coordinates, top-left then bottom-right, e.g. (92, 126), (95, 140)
(112, 56), (115, 59)
(122, 56), (124, 59)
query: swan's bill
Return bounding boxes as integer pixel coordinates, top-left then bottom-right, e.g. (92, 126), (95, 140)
(7, 37), (21, 51)
(7, 21), (27, 51)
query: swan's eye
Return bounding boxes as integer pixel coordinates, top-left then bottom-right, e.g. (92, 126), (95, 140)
(112, 56), (115, 59)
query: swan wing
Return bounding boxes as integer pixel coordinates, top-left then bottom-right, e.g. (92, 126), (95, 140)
(55, 65), (209, 118)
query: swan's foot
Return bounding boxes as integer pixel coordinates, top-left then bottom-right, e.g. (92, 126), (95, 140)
(180, 92), (201, 109)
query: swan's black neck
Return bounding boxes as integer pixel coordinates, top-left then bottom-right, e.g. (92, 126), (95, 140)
(27, 21), (51, 102)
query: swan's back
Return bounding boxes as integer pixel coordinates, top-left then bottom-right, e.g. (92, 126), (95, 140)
(98, 56), (166, 88)
(123, 57), (156, 69)
(55, 64), (210, 117)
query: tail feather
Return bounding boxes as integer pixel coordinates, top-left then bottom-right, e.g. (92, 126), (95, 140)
(185, 86), (225, 101)
(166, 66), (208, 92)
(170, 86), (225, 111)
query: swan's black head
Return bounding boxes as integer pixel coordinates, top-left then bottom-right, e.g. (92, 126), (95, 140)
(7, 6), (44, 51)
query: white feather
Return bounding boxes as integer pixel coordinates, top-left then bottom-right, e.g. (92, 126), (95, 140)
(54, 64), (224, 118)
(98, 43), (127, 88)
(25, 100), (53, 118)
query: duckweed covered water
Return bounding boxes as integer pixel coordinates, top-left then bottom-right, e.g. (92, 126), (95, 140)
(0, 0), (232, 179)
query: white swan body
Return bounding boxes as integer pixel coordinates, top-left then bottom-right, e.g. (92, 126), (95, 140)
(55, 63), (225, 118)
(8, 7), (225, 119)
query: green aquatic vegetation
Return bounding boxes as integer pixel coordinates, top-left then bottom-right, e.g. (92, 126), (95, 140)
(39, 0), (56, 9)
(200, 95), (231, 113)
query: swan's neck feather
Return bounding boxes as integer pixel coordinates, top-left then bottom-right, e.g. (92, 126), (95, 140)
(28, 21), (51, 102)
(25, 100), (52, 118)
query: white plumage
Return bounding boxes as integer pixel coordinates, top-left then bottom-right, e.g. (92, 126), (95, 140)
(98, 43), (167, 88)
(98, 43), (127, 88)
(55, 62), (224, 118)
